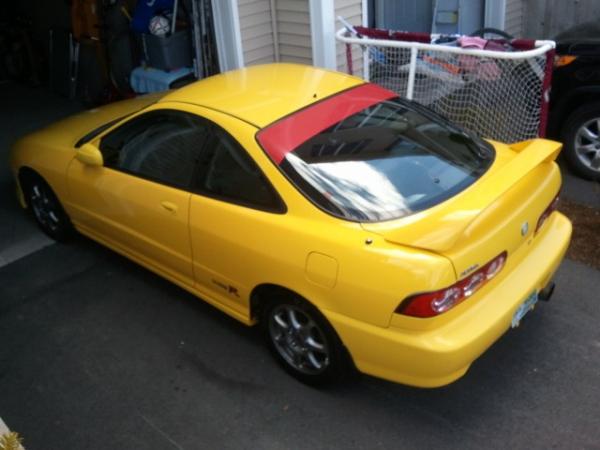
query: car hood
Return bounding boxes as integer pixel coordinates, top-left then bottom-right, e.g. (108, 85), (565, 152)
(28, 92), (167, 148)
(361, 139), (562, 278)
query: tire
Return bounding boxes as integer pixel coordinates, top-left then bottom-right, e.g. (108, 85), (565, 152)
(262, 294), (351, 386)
(561, 103), (600, 181)
(23, 174), (73, 241)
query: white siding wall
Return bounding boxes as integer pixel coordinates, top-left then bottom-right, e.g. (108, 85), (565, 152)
(334, 0), (363, 75)
(237, 0), (313, 66)
(276, 0), (313, 64)
(504, 0), (523, 37)
(238, 0), (276, 66)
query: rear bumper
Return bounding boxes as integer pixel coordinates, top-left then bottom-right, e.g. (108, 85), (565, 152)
(325, 212), (572, 387)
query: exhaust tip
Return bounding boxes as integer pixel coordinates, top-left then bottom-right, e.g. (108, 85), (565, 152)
(538, 282), (555, 302)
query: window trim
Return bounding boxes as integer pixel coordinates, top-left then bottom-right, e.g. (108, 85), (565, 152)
(75, 114), (133, 148)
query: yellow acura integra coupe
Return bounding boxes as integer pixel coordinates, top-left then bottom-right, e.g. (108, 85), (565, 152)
(10, 64), (571, 387)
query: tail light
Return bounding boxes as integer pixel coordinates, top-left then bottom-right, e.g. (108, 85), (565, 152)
(554, 55), (577, 67)
(535, 194), (560, 234)
(396, 252), (507, 318)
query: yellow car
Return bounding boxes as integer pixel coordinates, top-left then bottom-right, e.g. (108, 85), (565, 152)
(9, 64), (572, 387)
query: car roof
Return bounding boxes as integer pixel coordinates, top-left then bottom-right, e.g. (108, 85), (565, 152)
(160, 63), (365, 128)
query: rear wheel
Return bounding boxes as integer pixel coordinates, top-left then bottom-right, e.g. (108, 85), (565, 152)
(561, 103), (600, 181)
(262, 295), (351, 386)
(24, 175), (73, 241)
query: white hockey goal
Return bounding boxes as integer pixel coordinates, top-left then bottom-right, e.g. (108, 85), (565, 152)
(336, 25), (556, 143)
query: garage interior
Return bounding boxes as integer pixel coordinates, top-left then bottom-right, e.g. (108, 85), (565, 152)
(2, 0), (220, 106)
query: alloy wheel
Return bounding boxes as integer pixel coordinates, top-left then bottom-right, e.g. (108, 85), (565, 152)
(29, 183), (61, 233)
(574, 118), (600, 173)
(268, 304), (330, 375)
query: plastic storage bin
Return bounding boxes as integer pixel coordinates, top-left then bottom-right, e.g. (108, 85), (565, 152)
(141, 29), (192, 71)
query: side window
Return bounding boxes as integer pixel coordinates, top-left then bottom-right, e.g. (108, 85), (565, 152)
(99, 110), (210, 188)
(195, 127), (285, 212)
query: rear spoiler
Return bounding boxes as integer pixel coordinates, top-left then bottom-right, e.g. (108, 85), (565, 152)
(361, 139), (563, 252)
(508, 139), (562, 161)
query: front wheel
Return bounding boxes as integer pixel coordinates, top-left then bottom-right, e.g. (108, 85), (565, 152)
(561, 103), (600, 181)
(262, 296), (350, 386)
(24, 175), (73, 241)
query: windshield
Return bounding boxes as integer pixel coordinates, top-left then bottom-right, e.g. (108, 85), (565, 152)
(257, 85), (494, 222)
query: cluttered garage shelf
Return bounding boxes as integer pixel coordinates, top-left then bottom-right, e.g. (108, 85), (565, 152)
(1, 0), (219, 106)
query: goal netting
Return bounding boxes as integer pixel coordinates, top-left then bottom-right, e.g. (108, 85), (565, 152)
(336, 26), (555, 143)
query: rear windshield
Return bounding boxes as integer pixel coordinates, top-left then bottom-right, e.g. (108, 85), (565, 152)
(259, 93), (494, 222)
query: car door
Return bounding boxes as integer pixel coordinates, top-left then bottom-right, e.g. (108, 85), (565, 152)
(67, 109), (211, 286)
(188, 125), (286, 318)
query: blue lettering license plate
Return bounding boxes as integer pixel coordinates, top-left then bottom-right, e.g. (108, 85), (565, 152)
(511, 290), (538, 328)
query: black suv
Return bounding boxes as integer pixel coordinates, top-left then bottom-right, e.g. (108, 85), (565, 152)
(548, 21), (600, 181)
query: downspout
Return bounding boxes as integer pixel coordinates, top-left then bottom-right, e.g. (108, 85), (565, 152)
(270, 0), (280, 62)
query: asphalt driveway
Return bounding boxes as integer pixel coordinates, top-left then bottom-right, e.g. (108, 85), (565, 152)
(1, 236), (599, 449)
(1, 82), (599, 449)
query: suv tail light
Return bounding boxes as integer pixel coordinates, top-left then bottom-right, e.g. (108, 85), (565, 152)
(554, 55), (577, 67)
(535, 194), (560, 234)
(396, 252), (508, 318)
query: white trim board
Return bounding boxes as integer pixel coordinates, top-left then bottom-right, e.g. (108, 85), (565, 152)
(211, 0), (244, 71)
(362, 0), (370, 80)
(309, 0), (337, 69)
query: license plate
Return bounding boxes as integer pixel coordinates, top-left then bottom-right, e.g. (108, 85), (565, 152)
(511, 290), (538, 328)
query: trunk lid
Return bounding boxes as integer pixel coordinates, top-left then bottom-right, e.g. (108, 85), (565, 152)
(361, 139), (562, 279)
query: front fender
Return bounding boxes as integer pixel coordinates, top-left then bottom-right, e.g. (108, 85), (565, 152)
(10, 136), (75, 207)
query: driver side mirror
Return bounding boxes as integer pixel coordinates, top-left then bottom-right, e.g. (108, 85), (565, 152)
(76, 143), (104, 167)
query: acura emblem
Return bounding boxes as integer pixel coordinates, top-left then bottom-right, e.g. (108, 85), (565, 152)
(521, 221), (529, 236)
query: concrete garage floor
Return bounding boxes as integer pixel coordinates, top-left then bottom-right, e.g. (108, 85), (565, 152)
(1, 81), (600, 449)
(0, 83), (81, 267)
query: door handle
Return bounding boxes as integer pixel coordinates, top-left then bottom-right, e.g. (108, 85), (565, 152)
(160, 201), (178, 213)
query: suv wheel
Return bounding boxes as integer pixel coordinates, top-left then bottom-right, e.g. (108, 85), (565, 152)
(561, 103), (600, 181)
